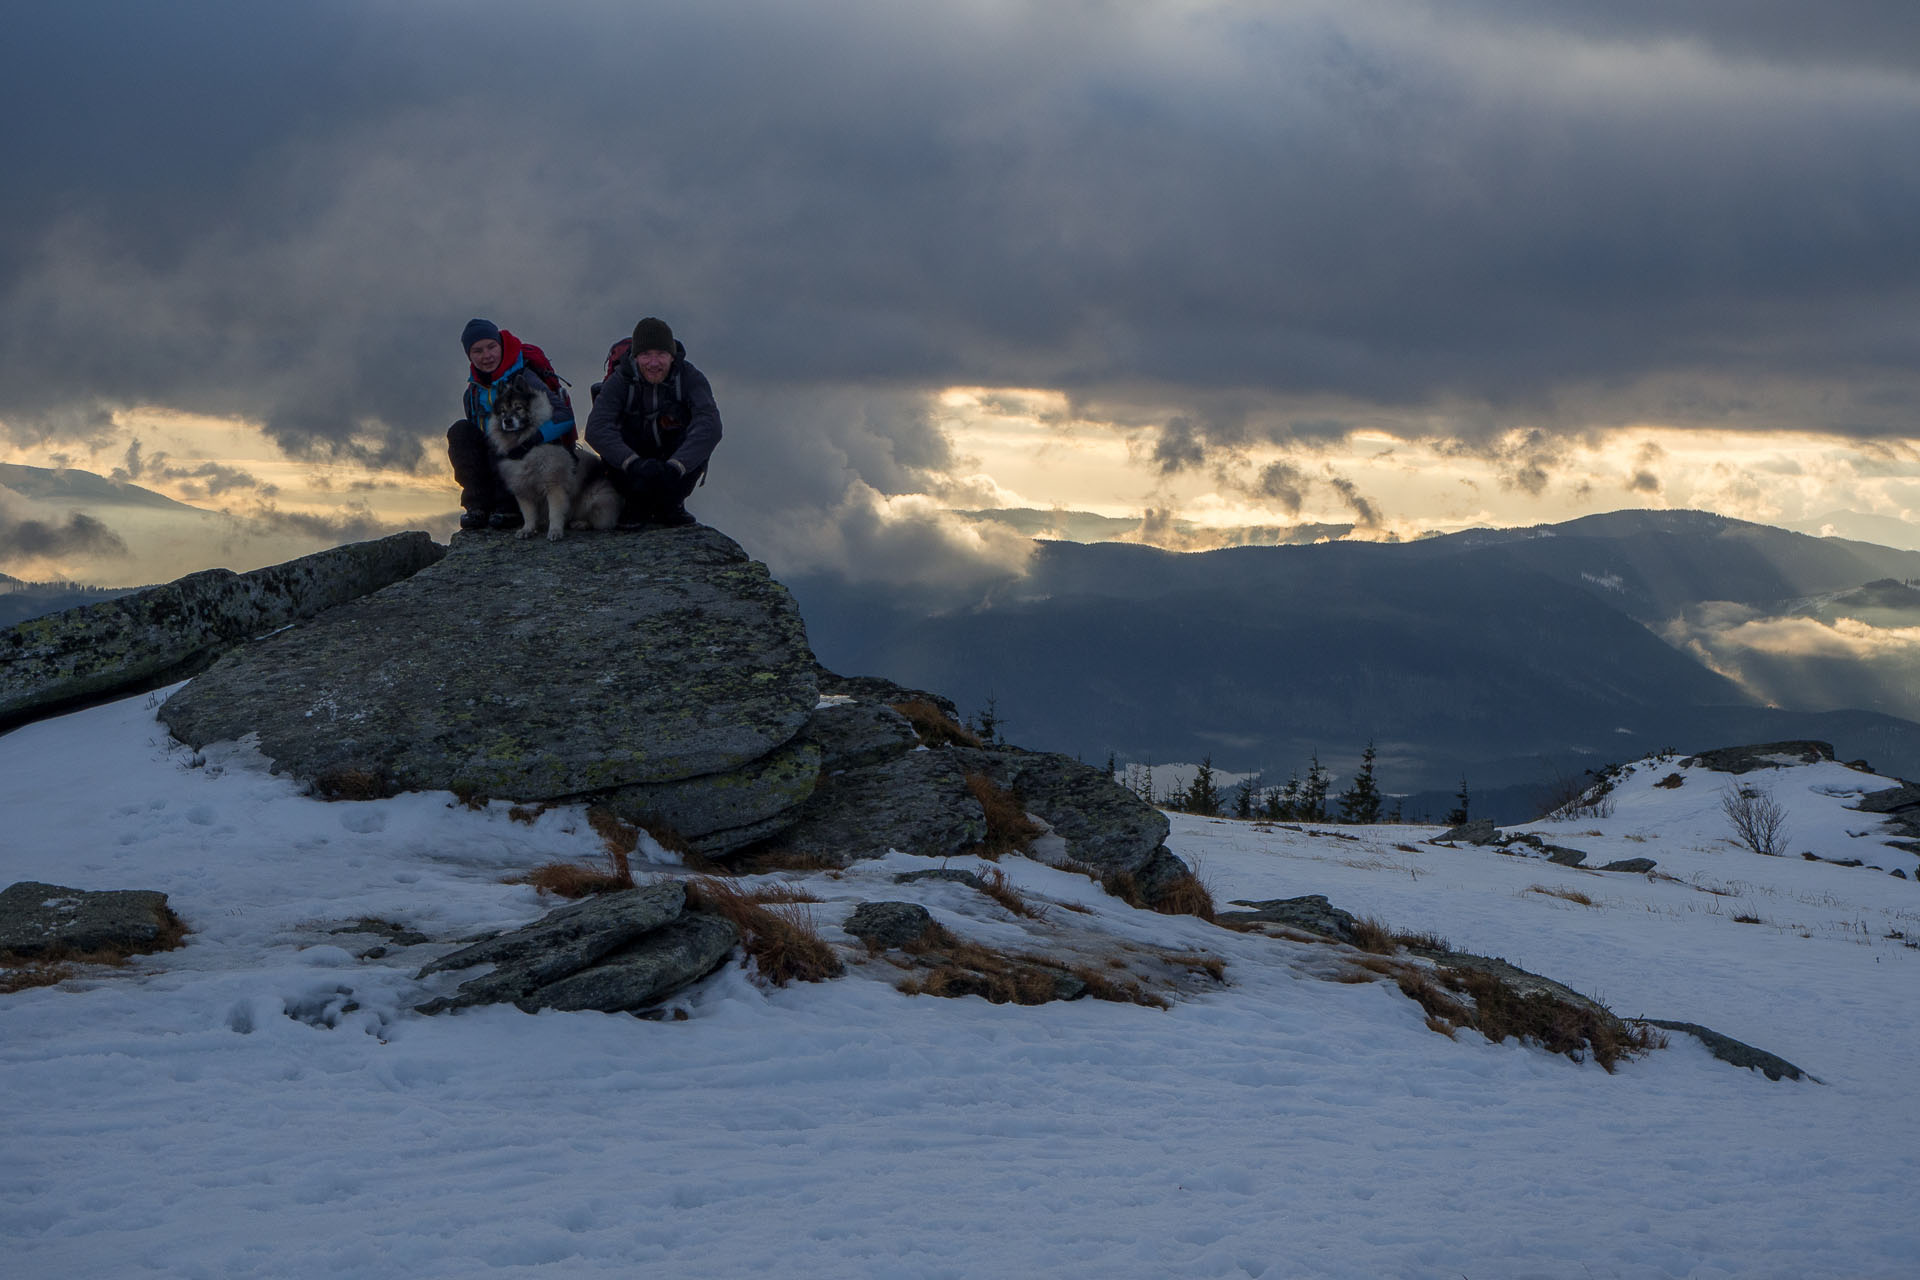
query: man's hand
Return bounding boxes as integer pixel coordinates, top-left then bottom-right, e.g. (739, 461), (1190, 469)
(626, 456), (676, 501)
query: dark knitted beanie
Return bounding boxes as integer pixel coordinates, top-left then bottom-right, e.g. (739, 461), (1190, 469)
(631, 317), (675, 354)
(460, 318), (501, 354)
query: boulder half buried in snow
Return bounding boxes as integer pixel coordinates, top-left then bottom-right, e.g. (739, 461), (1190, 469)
(0, 881), (183, 959)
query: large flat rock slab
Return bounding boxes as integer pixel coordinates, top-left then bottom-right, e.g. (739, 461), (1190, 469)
(1, 532), (444, 732)
(161, 527), (819, 800)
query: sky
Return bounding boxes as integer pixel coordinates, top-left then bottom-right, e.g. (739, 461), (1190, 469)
(4, 0), (1920, 586)
(4, 686), (1920, 1277)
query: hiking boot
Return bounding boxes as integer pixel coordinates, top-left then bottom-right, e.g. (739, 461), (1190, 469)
(459, 508), (489, 531)
(488, 510), (524, 531)
(655, 505), (697, 528)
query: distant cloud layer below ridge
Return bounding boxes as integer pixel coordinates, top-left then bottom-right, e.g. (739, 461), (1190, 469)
(3, 0), (1918, 583)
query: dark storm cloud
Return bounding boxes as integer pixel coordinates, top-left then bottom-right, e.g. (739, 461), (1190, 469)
(0, 509), (128, 563)
(1255, 463), (1308, 516)
(3, 0), (1919, 577)
(1325, 474), (1383, 529)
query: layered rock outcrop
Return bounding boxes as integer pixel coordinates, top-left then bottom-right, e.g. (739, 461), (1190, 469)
(1, 532), (444, 732)
(158, 527), (1195, 901)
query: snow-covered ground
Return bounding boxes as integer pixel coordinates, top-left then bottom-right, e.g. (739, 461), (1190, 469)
(3, 692), (1918, 1279)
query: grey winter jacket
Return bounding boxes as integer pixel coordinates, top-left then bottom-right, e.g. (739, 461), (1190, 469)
(584, 346), (722, 478)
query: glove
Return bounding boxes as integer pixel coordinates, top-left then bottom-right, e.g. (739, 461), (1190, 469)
(627, 457), (676, 501)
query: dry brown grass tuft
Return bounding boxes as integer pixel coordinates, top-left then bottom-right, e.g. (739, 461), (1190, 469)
(897, 924), (1167, 1008)
(686, 877), (844, 986)
(975, 865), (1048, 920)
(1151, 869), (1217, 922)
(0, 963), (74, 994)
(890, 700), (982, 748)
(1169, 952), (1228, 982)
(312, 768), (392, 801)
(1391, 965), (1657, 1071)
(586, 807), (641, 882)
(1392, 928), (1452, 953)
(1392, 969), (1476, 1027)
(1349, 916), (1398, 954)
(1089, 864), (1217, 922)
(964, 774), (1044, 859)
(1064, 962), (1169, 1009)
(1526, 884), (1596, 906)
(508, 803), (551, 826)
(743, 883), (824, 905)
(508, 815), (641, 896)
(511, 860), (633, 898)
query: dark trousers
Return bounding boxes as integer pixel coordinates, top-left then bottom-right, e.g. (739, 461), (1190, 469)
(447, 420), (511, 513)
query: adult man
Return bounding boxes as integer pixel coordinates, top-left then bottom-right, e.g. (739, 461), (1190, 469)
(585, 317), (722, 528)
(447, 318), (577, 530)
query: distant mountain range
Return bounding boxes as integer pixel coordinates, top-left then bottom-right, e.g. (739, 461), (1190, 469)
(9, 473), (1920, 822)
(0, 463), (199, 511)
(787, 509), (1920, 819)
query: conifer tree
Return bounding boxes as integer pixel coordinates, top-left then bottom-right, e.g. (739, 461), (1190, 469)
(970, 696), (1001, 744)
(1104, 751), (1117, 784)
(1234, 774), (1257, 820)
(1132, 760), (1156, 805)
(1179, 756), (1220, 816)
(1270, 772), (1301, 821)
(1446, 777), (1471, 826)
(1301, 754), (1330, 822)
(1337, 740), (1383, 824)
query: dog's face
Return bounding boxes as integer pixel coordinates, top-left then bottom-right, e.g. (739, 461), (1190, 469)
(488, 381), (550, 441)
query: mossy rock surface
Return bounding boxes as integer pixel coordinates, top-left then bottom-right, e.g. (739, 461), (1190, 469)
(161, 526), (818, 799)
(1, 532), (444, 729)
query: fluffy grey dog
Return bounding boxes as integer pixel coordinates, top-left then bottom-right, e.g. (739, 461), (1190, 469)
(485, 381), (621, 540)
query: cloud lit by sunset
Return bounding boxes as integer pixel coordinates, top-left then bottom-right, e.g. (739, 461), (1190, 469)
(2, 1), (1916, 584)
